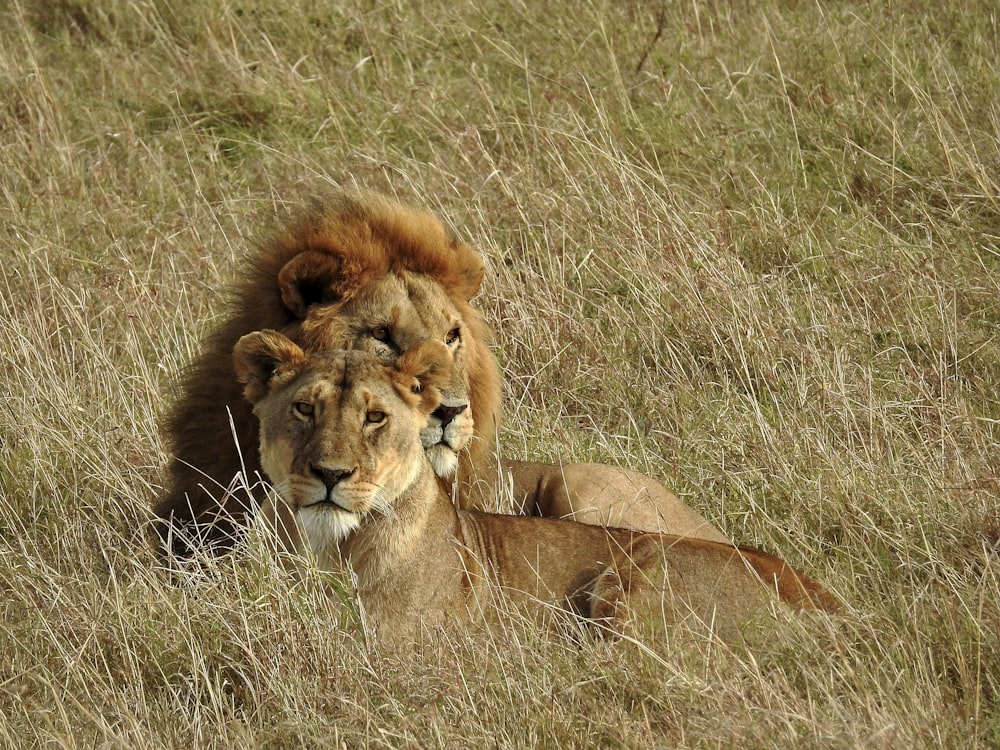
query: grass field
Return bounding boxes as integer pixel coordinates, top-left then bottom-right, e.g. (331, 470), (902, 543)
(2, 0), (999, 746)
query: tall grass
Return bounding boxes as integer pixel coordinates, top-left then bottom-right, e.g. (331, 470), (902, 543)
(1, 0), (998, 746)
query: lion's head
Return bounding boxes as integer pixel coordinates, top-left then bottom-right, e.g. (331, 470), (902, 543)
(233, 330), (451, 548)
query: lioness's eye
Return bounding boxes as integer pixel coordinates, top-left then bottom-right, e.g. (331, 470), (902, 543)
(293, 401), (314, 417)
(365, 410), (386, 424)
(445, 327), (461, 346)
(371, 325), (391, 342)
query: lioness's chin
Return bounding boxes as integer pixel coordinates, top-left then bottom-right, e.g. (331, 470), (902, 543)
(425, 445), (459, 478)
(298, 505), (360, 552)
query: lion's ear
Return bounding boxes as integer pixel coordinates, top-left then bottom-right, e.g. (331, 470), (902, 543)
(453, 243), (484, 301)
(392, 340), (452, 414)
(233, 330), (307, 404)
(277, 251), (363, 320)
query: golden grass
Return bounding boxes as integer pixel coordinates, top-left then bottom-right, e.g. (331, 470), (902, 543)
(2, 0), (999, 746)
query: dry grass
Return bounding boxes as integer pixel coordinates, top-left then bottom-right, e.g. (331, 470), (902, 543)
(1, 0), (999, 746)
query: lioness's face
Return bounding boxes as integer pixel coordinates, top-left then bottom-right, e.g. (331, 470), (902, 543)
(236, 337), (446, 549)
(298, 271), (474, 479)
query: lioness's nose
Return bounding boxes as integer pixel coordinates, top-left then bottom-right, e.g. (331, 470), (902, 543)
(433, 404), (467, 428)
(311, 465), (355, 490)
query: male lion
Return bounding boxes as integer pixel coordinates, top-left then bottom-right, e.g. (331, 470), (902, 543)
(154, 191), (727, 558)
(233, 331), (837, 643)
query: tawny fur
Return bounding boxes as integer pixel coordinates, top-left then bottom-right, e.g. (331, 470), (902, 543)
(235, 333), (838, 644)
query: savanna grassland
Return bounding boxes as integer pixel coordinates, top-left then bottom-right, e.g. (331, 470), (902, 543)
(2, 0), (999, 747)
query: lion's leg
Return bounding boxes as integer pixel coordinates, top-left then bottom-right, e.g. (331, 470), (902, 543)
(500, 459), (729, 543)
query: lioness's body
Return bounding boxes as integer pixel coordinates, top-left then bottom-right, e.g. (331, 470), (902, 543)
(157, 192), (728, 558)
(237, 333), (837, 643)
(262, 482), (825, 641)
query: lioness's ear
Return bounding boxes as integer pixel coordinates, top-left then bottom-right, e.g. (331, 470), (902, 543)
(233, 330), (307, 404)
(277, 250), (365, 320)
(392, 340), (452, 414)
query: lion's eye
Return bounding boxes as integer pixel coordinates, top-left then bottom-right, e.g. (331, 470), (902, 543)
(445, 327), (461, 347)
(371, 325), (391, 342)
(365, 410), (386, 425)
(293, 401), (314, 418)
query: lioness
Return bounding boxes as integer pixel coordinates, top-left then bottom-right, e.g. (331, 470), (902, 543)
(155, 192), (727, 558)
(234, 330), (837, 643)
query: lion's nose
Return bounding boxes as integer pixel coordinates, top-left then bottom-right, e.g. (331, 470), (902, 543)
(433, 403), (467, 428)
(311, 465), (355, 491)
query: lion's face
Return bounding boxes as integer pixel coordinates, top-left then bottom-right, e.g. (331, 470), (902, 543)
(293, 270), (487, 480)
(234, 331), (450, 549)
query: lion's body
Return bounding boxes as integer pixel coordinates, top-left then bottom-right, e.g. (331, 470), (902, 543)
(155, 191), (727, 558)
(236, 334), (837, 643)
(501, 459), (728, 542)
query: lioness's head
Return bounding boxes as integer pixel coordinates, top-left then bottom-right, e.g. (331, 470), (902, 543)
(234, 329), (451, 548)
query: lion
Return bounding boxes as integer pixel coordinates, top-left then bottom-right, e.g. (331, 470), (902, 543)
(154, 191), (727, 559)
(233, 331), (838, 644)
